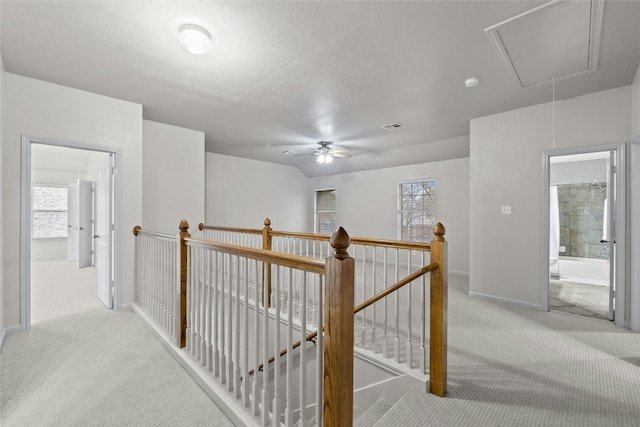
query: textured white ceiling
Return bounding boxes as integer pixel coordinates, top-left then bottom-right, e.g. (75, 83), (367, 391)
(2, 1), (639, 177)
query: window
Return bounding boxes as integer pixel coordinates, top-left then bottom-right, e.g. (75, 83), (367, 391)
(32, 185), (68, 239)
(315, 189), (336, 234)
(398, 180), (436, 242)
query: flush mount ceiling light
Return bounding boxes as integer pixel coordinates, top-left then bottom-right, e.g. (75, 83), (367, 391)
(179, 24), (212, 55)
(464, 77), (480, 87)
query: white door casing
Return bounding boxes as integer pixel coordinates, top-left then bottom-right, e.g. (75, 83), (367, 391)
(607, 150), (616, 321)
(20, 136), (120, 331)
(542, 142), (626, 328)
(67, 183), (79, 261)
(77, 179), (93, 268)
(96, 154), (114, 309)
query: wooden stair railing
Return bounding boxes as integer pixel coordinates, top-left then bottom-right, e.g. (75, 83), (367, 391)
(201, 220), (448, 397)
(247, 261), (439, 377)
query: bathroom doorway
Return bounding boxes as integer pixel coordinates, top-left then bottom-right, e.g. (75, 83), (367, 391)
(543, 143), (626, 325)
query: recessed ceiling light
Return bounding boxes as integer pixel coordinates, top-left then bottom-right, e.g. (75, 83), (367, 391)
(179, 24), (212, 55)
(464, 77), (480, 88)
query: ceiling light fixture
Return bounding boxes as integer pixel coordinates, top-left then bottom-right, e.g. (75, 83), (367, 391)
(316, 153), (334, 164)
(316, 148), (334, 164)
(464, 77), (480, 88)
(179, 24), (212, 55)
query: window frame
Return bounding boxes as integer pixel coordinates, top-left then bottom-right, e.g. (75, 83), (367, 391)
(397, 179), (436, 243)
(31, 183), (69, 240)
(314, 188), (336, 235)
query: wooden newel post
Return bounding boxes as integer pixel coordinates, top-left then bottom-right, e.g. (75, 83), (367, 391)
(178, 219), (191, 348)
(324, 227), (355, 426)
(429, 222), (448, 397)
(262, 218), (273, 307)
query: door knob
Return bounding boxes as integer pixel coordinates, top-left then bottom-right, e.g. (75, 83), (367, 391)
(93, 235), (100, 239)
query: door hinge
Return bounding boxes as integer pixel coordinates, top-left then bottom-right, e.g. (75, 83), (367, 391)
(111, 166), (115, 175)
(610, 165), (617, 174)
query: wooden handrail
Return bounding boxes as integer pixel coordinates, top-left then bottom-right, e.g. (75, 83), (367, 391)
(198, 222), (262, 235)
(199, 219), (432, 252)
(185, 237), (326, 275)
(132, 226), (175, 240)
(353, 262), (438, 313)
(247, 261), (438, 377)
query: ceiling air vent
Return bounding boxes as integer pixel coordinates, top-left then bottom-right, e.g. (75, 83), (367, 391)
(382, 123), (405, 131)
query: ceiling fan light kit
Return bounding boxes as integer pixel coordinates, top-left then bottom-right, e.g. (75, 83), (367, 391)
(313, 141), (351, 165)
(317, 153), (334, 164)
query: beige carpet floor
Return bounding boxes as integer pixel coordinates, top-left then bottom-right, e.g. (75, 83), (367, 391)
(31, 259), (107, 324)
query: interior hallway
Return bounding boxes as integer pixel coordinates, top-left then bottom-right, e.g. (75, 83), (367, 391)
(31, 259), (107, 324)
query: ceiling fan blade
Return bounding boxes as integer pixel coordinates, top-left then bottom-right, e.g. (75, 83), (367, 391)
(331, 152), (352, 159)
(330, 146), (352, 153)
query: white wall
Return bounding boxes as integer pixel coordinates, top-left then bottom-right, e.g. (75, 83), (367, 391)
(143, 120), (205, 235)
(470, 86), (631, 311)
(309, 157), (470, 275)
(631, 64), (640, 332)
(206, 153), (309, 231)
(2, 73), (142, 326)
(0, 39), (5, 338)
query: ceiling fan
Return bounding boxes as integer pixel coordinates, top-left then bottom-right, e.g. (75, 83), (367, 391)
(308, 141), (352, 164)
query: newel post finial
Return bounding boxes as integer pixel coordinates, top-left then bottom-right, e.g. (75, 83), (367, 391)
(433, 222), (446, 242)
(179, 219), (189, 234)
(264, 218), (272, 229)
(330, 226), (351, 260)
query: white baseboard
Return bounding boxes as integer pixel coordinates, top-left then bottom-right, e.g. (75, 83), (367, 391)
(468, 291), (544, 311)
(449, 269), (469, 278)
(0, 325), (22, 352)
(118, 302), (132, 312)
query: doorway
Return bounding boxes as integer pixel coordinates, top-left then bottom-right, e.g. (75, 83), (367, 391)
(543, 143), (626, 326)
(20, 138), (117, 328)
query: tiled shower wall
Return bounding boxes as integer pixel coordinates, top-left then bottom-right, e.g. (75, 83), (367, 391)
(557, 183), (607, 259)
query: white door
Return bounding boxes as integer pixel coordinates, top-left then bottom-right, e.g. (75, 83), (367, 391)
(67, 183), (79, 261)
(606, 151), (616, 321)
(96, 154), (113, 309)
(77, 179), (93, 268)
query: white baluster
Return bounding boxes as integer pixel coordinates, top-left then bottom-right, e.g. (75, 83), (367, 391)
(383, 247), (389, 358)
(284, 268), (294, 426)
(213, 251), (220, 378)
(299, 271), (308, 425)
(406, 250), (413, 369)
(242, 257), (250, 406)
(206, 250), (213, 372)
(394, 248), (400, 363)
(252, 259), (261, 416)
(261, 261), (270, 426)
(371, 246), (377, 348)
(420, 250), (427, 374)
(233, 255), (241, 396)
(315, 275), (323, 427)
(273, 266), (282, 422)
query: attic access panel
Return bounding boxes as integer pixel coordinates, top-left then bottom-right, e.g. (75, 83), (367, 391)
(485, 0), (604, 88)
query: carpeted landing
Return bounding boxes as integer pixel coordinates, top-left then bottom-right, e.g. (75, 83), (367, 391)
(352, 283), (640, 426)
(0, 311), (234, 427)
